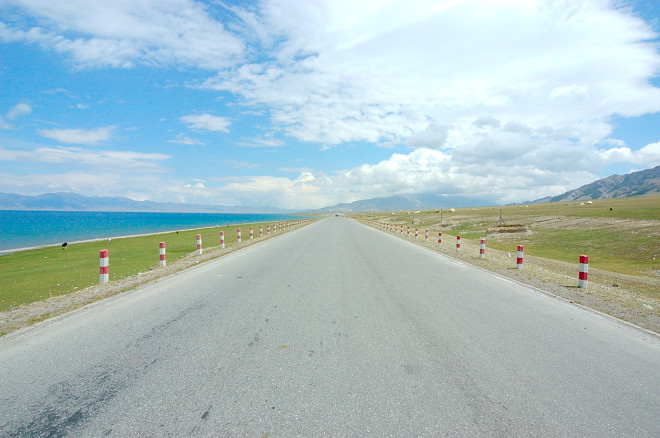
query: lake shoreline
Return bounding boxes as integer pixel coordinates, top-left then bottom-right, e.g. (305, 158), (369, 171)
(0, 211), (309, 254)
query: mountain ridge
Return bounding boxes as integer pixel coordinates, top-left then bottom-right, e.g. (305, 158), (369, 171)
(532, 164), (660, 203)
(0, 192), (290, 213)
(2, 164), (658, 213)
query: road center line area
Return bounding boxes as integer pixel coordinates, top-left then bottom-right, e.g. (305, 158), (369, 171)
(1, 217), (659, 436)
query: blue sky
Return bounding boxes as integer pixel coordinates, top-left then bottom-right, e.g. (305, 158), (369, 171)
(1, 0), (659, 210)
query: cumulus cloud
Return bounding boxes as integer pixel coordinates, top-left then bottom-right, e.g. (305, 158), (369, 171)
(181, 114), (231, 132)
(203, 0), (660, 149)
(201, 137), (660, 209)
(407, 123), (449, 149)
(2, 0), (659, 208)
(595, 141), (660, 165)
(38, 126), (115, 145)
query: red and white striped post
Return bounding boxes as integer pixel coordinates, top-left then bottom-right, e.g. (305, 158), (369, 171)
(400, 225), (403, 234)
(237, 228), (242, 243)
(516, 245), (524, 269)
(250, 226), (254, 240)
(480, 238), (486, 259)
(425, 229), (429, 242)
(415, 228), (419, 239)
(407, 226), (410, 237)
(438, 232), (442, 245)
(578, 255), (589, 289)
(99, 249), (109, 284)
(456, 235), (461, 252)
(196, 234), (202, 255)
(159, 242), (166, 267)
(259, 226), (263, 237)
(267, 224), (271, 234)
(220, 231), (225, 248)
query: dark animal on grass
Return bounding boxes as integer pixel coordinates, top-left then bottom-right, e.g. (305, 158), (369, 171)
(61, 242), (68, 249)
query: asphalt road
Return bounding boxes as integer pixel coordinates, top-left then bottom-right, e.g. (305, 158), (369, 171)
(1, 217), (659, 437)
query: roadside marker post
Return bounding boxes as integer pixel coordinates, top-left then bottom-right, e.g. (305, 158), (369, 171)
(99, 249), (109, 284)
(438, 232), (442, 245)
(456, 235), (461, 252)
(250, 227), (254, 240)
(425, 229), (429, 242)
(415, 228), (419, 239)
(260, 226), (263, 237)
(516, 245), (524, 269)
(237, 228), (242, 243)
(267, 224), (271, 234)
(159, 242), (166, 267)
(220, 231), (225, 248)
(480, 238), (486, 259)
(407, 226), (410, 237)
(578, 255), (589, 289)
(197, 234), (202, 255)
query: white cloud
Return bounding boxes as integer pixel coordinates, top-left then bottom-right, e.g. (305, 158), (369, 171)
(204, 0), (660, 150)
(596, 141), (660, 165)
(407, 123), (449, 149)
(0, 146), (169, 171)
(0, 1), (244, 69)
(199, 138), (660, 209)
(238, 135), (285, 148)
(167, 134), (205, 145)
(184, 182), (206, 189)
(38, 126), (115, 145)
(7, 103), (32, 120)
(2, 0), (659, 209)
(181, 114), (231, 132)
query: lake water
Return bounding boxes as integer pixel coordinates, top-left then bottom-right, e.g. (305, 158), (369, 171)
(0, 210), (305, 252)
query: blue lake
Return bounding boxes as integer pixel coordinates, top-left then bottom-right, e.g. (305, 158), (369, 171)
(0, 210), (306, 251)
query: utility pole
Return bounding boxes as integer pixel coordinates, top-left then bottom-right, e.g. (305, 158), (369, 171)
(496, 209), (505, 226)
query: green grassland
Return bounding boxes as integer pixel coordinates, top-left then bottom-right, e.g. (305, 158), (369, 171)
(355, 193), (660, 278)
(0, 222), (281, 312)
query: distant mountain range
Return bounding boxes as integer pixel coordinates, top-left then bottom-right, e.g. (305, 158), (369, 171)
(312, 164), (660, 212)
(533, 164), (660, 203)
(0, 192), (289, 213)
(309, 193), (493, 213)
(1, 165), (658, 213)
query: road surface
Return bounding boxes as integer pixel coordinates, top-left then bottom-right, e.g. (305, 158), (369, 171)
(1, 217), (659, 436)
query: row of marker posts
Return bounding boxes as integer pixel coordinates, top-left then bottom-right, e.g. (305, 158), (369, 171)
(364, 219), (589, 290)
(99, 220), (307, 284)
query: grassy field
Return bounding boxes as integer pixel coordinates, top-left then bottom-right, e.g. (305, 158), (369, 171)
(0, 222), (292, 313)
(353, 194), (660, 279)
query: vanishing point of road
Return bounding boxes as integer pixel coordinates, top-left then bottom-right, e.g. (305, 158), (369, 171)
(1, 217), (659, 436)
